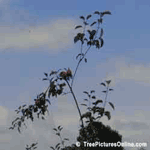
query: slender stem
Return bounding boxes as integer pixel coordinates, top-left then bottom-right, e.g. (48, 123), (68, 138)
(59, 133), (65, 149)
(65, 79), (84, 128)
(71, 45), (91, 88)
(103, 85), (109, 108)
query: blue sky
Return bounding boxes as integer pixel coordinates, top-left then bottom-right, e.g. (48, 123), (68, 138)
(0, 0), (150, 150)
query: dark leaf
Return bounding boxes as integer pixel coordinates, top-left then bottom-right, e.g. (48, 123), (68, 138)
(83, 91), (89, 95)
(100, 82), (106, 86)
(76, 53), (82, 60)
(100, 38), (104, 47)
(18, 106), (21, 110)
(102, 10), (111, 16)
(56, 133), (60, 136)
(41, 116), (45, 120)
(18, 127), (21, 133)
(86, 120), (90, 123)
(84, 58), (87, 63)
(57, 146), (60, 150)
(100, 28), (104, 37)
(64, 138), (69, 141)
(74, 36), (79, 43)
(81, 112), (91, 120)
(84, 38), (88, 41)
(92, 100), (103, 105)
(109, 102), (115, 110)
(87, 41), (91, 46)
(84, 99), (88, 101)
(50, 146), (55, 150)
(109, 89), (114, 91)
(75, 25), (82, 29)
(44, 73), (48, 77)
(94, 11), (100, 15)
(91, 30), (96, 36)
(80, 16), (85, 20)
(81, 104), (87, 106)
(104, 111), (111, 120)
(43, 78), (47, 81)
(86, 14), (92, 20)
(102, 91), (107, 93)
(91, 96), (96, 99)
(58, 126), (61, 130)
(55, 143), (60, 149)
(87, 107), (92, 111)
(53, 128), (57, 131)
(106, 80), (111, 85)
(90, 90), (95, 93)
(33, 147), (37, 149)
(90, 21), (97, 26)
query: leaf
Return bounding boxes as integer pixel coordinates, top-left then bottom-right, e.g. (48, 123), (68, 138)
(44, 73), (48, 77)
(100, 28), (104, 37)
(92, 100), (103, 105)
(102, 91), (107, 93)
(55, 143), (60, 149)
(90, 21), (97, 26)
(64, 138), (69, 141)
(50, 146), (55, 150)
(91, 96), (96, 99)
(80, 16), (85, 20)
(43, 78), (47, 81)
(101, 82), (106, 86)
(109, 102), (115, 110)
(94, 11), (100, 15)
(84, 58), (87, 63)
(100, 38), (104, 47)
(18, 106), (21, 110)
(86, 14), (92, 20)
(104, 111), (111, 120)
(81, 104), (87, 106)
(74, 36), (79, 43)
(75, 25), (82, 29)
(109, 89), (114, 91)
(58, 125), (61, 130)
(22, 104), (26, 107)
(83, 91), (89, 95)
(81, 112), (92, 120)
(91, 30), (96, 36)
(53, 128), (57, 131)
(84, 99), (88, 101)
(90, 90), (95, 93)
(106, 80), (111, 85)
(56, 133), (60, 136)
(18, 127), (21, 133)
(102, 10), (111, 16)
(76, 53), (82, 60)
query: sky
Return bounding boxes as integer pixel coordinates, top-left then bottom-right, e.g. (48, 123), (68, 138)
(0, 0), (150, 150)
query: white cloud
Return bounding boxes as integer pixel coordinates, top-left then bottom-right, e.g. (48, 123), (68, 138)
(0, 19), (78, 53)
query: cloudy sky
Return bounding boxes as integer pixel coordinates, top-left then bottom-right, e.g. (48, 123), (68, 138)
(0, 0), (150, 150)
